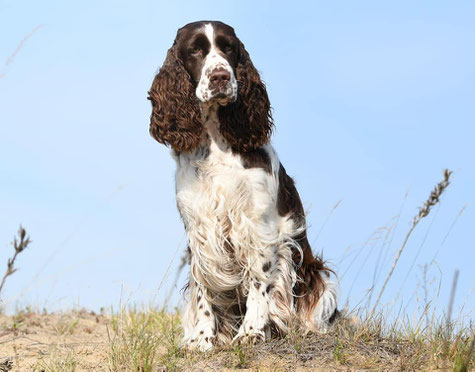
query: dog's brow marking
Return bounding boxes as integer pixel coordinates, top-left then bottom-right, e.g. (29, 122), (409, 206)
(203, 24), (220, 61)
(204, 24), (216, 52)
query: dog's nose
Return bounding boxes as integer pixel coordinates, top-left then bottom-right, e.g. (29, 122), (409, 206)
(210, 69), (230, 86)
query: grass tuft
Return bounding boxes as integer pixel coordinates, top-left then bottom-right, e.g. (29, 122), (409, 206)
(106, 308), (179, 372)
(33, 349), (77, 372)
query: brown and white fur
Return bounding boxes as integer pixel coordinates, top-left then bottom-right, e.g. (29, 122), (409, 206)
(148, 21), (338, 351)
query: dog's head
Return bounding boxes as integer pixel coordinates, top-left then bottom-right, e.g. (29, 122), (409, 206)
(148, 21), (273, 153)
(178, 21), (239, 105)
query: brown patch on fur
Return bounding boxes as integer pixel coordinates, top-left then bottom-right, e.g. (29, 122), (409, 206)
(328, 309), (340, 324)
(240, 147), (272, 174)
(218, 40), (274, 152)
(277, 164), (333, 323)
(262, 262), (271, 272)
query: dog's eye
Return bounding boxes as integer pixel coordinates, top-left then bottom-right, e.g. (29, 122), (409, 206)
(224, 45), (233, 54)
(189, 46), (202, 56)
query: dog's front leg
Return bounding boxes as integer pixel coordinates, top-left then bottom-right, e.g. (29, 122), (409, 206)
(233, 251), (276, 344)
(182, 279), (217, 351)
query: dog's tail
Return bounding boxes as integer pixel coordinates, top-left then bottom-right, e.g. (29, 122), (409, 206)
(294, 256), (339, 332)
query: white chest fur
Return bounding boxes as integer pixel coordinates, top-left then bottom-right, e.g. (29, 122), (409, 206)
(173, 111), (292, 292)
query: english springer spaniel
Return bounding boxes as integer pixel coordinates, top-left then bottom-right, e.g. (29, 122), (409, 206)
(148, 21), (338, 351)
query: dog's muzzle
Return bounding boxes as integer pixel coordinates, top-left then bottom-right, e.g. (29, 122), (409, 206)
(196, 61), (238, 104)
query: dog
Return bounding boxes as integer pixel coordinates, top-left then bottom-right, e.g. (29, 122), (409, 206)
(148, 21), (338, 351)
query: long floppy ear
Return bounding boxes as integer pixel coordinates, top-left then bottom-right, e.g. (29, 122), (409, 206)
(148, 41), (203, 152)
(218, 41), (274, 152)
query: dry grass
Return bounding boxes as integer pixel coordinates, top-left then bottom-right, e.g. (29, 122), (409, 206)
(0, 307), (471, 371)
(104, 305), (473, 371)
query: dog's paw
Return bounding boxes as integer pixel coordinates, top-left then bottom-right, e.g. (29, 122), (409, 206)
(232, 328), (265, 345)
(196, 334), (215, 352)
(183, 333), (215, 352)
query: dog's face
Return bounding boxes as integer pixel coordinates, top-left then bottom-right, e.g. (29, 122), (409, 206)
(149, 20), (273, 152)
(176, 21), (239, 105)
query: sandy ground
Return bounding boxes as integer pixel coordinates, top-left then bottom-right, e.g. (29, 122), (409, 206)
(0, 310), (110, 371)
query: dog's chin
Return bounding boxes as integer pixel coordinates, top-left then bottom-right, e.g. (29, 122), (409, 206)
(212, 92), (235, 106)
(202, 91), (236, 106)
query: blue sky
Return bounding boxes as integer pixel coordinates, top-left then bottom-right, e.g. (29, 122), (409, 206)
(0, 1), (474, 319)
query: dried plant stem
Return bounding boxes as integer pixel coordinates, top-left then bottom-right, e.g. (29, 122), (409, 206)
(0, 226), (31, 296)
(446, 269), (459, 327)
(0, 25), (43, 78)
(312, 198), (343, 246)
(163, 253), (188, 306)
(444, 269), (459, 357)
(368, 169), (452, 319)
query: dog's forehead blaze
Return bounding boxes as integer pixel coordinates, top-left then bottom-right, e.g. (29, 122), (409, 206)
(203, 24), (214, 47)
